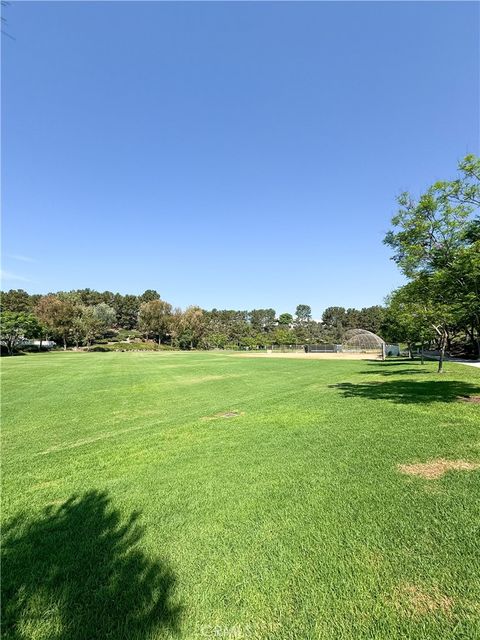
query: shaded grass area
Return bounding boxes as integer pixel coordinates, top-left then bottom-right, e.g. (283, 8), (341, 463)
(331, 379), (480, 403)
(2, 491), (180, 640)
(2, 352), (480, 639)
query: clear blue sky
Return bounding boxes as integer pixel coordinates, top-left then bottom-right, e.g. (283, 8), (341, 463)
(2, 1), (479, 317)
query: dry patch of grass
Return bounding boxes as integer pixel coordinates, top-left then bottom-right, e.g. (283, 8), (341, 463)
(398, 458), (480, 480)
(202, 410), (244, 421)
(458, 395), (480, 404)
(32, 480), (60, 491)
(181, 374), (241, 384)
(392, 583), (453, 618)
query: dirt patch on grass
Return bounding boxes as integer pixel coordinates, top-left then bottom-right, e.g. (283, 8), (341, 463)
(398, 458), (480, 479)
(458, 395), (480, 404)
(393, 583), (453, 617)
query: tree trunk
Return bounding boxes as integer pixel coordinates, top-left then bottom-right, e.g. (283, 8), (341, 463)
(407, 342), (413, 359)
(437, 332), (447, 373)
(472, 323), (480, 359)
(475, 337), (480, 361)
(420, 340), (425, 365)
(39, 337), (43, 352)
(158, 335), (161, 346)
(63, 335), (67, 351)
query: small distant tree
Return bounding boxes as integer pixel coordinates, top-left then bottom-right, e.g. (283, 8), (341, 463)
(356, 306), (386, 335)
(81, 307), (103, 347)
(138, 289), (161, 304)
(383, 286), (435, 361)
(0, 311), (41, 355)
(92, 303), (116, 334)
(249, 308), (276, 333)
(1, 289), (37, 313)
(138, 299), (172, 345)
(113, 294), (140, 330)
(180, 306), (205, 349)
(321, 307), (347, 342)
(35, 296), (77, 350)
(201, 332), (228, 349)
(273, 328), (296, 345)
(277, 313), (293, 326)
(167, 308), (183, 347)
(295, 304), (312, 323)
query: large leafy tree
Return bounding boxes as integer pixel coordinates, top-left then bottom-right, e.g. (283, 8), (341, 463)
(113, 294), (140, 330)
(138, 299), (172, 345)
(179, 306), (205, 349)
(357, 306), (386, 335)
(35, 296), (77, 350)
(92, 303), (116, 333)
(383, 284), (436, 361)
(295, 304), (312, 323)
(73, 303), (117, 347)
(249, 308), (276, 333)
(384, 154), (479, 368)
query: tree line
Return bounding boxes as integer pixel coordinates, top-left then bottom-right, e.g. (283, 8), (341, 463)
(1, 154), (478, 362)
(0, 288), (387, 354)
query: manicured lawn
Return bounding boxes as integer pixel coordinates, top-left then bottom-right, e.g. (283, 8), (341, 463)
(2, 352), (480, 640)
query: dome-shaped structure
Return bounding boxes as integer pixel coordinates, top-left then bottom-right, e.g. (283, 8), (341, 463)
(342, 329), (385, 352)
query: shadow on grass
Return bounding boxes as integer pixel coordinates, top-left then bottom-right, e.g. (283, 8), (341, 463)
(1, 490), (181, 640)
(358, 360), (442, 377)
(330, 380), (480, 404)
(358, 368), (430, 377)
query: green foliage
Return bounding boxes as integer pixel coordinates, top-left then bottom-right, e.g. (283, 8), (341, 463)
(0, 290), (392, 353)
(277, 313), (293, 326)
(273, 328), (296, 345)
(1, 289), (39, 313)
(0, 311), (42, 354)
(89, 341), (174, 352)
(138, 289), (161, 303)
(385, 155), (480, 363)
(138, 299), (172, 344)
(248, 308), (276, 333)
(295, 304), (312, 323)
(35, 296), (77, 350)
(113, 294), (140, 330)
(179, 306), (205, 348)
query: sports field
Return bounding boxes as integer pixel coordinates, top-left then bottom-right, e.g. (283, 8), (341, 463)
(2, 352), (480, 640)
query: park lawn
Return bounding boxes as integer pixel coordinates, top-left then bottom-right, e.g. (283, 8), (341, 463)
(1, 352), (480, 640)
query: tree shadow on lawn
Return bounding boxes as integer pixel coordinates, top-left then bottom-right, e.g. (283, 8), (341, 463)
(364, 359), (415, 366)
(358, 360), (454, 377)
(330, 380), (480, 404)
(2, 490), (181, 640)
(359, 368), (429, 377)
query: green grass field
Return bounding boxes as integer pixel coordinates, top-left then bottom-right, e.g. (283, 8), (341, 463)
(2, 352), (480, 640)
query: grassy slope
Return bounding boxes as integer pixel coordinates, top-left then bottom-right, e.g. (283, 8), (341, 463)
(2, 352), (480, 640)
